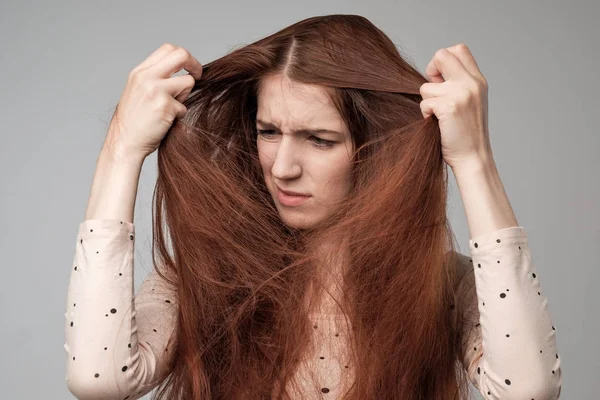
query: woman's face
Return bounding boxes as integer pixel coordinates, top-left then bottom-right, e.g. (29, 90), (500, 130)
(256, 74), (354, 230)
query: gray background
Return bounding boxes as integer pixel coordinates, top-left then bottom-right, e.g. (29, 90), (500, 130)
(1, 0), (597, 398)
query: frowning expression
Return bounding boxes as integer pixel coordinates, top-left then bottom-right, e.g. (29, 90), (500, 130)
(256, 74), (354, 230)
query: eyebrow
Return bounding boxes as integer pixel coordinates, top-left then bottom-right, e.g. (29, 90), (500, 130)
(255, 119), (343, 136)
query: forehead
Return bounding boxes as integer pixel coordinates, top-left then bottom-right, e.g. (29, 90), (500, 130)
(256, 74), (342, 128)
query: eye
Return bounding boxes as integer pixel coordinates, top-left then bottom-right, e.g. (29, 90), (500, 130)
(310, 136), (336, 148)
(257, 129), (336, 149)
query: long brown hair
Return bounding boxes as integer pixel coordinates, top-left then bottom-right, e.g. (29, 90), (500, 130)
(150, 14), (471, 399)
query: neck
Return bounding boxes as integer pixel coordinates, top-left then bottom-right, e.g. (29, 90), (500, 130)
(304, 235), (350, 315)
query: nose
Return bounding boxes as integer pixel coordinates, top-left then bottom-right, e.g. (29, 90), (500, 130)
(271, 136), (302, 181)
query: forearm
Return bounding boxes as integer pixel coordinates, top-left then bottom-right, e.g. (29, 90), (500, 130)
(84, 143), (146, 223)
(453, 157), (561, 398)
(452, 157), (519, 240)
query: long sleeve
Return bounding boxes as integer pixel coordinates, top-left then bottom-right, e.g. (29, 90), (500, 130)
(455, 226), (562, 399)
(64, 219), (178, 400)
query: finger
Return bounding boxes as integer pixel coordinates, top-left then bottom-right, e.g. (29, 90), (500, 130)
(419, 82), (448, 100)
(168, 98), (188, 120)
(445, 44), (484, 80)
(419, 97), (438, 119)
(159, 73), (197, 103)
(425, 48), (470, 83)
(174, 79), (195, 104)
(136, 43), (178, 71)
(148, 47), (203, 80)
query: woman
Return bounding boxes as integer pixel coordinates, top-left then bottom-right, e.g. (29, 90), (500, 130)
(64, 14), (562, 399)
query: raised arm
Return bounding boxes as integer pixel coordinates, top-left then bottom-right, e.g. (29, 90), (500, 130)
(64, 146), (178, 399)
(64, 43), (202, 399)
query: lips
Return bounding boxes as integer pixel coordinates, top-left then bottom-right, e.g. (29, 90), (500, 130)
(275, 185), (311, 207)
(276, 186), (311, 197)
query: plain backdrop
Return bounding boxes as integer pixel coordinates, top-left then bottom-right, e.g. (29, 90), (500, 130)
(0, 1), (598, 399)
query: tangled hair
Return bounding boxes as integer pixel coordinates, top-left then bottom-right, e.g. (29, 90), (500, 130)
(150, 14), (471, 400)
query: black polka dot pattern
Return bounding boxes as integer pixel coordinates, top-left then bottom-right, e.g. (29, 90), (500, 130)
(65, 220), (168, 399)
(64, 221), (561, 399)
(464, 226), (561, 398)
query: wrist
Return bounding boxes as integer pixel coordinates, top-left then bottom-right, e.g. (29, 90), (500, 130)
(100, 142), (147, 167)
(451, 153), (496, 178)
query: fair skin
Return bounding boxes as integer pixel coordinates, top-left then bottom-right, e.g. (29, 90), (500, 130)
(256, 74), (354, 231)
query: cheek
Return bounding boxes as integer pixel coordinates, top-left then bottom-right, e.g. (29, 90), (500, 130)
(314, 153), (352, 191)
(256, 142), (273, 173)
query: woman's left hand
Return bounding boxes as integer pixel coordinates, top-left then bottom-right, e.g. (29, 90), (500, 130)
(419, 44), (493, 171)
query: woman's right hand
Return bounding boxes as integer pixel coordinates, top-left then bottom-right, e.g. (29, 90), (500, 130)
(105, 43), (203, 160)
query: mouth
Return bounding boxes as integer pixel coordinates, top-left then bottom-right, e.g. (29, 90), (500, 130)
(276, 186), (311, 197)
(275, 185), (311, 207)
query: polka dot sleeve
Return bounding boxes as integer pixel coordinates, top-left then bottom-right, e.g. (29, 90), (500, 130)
(64, 219), (178, 400)
(455, 226), (562, 399)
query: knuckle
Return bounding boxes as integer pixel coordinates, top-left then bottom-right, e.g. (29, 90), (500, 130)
(142, 79), (158, 95)
(127, 68), (137, 81)
(459, 88), (473, 103)
(466, 81), (479, 93)
(155, 95), (170, 110)
(129, 69), (144, 85)
(456, 43), (469, 53)
(172, 47), (190, 60)
(161, 43), (177, 51)
(447, 101), (459, 113)
(185, 73), (196, 84)
(469, 80), (485, 94)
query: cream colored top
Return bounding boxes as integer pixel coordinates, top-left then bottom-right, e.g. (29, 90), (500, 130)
(64, 220), (562, 399)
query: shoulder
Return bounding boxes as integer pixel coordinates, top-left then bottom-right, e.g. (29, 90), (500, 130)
(446, 250), (479, 319)
(445, 250), (479, 325)
(445, 250), (475, 290)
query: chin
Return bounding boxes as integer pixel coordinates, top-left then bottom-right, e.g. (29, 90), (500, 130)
(275, 202), (332, 231)
(278, 211), (317, 231)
